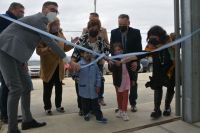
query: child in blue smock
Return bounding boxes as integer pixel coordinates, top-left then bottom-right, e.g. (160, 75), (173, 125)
(76, 46), (107, 123)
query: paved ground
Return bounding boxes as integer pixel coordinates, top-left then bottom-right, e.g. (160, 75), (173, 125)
(29, 73), (158, 117)
(1, 73), (200, 133)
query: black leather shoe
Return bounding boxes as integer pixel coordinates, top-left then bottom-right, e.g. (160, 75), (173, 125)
(21, 119), (46, 130)
(150, 110), (162, 119)
(8, 128), (21, 133)
(163, 107), (171, 116)
(84, 114), (90, 121)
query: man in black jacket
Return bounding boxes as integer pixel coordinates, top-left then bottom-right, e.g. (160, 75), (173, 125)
(110, 14), (142, 112)
(0, 2), (24, 124)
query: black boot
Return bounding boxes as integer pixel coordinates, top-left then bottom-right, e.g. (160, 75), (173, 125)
(151, 89), (162, 119)
(151, 109), (162, 119)
(163, 87), (174, 116)
(163, 106), (171, 116)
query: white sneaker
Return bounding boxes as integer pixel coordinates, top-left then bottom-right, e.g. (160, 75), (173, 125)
(116, 110), (122, 118)
(122, 112), (129, 121)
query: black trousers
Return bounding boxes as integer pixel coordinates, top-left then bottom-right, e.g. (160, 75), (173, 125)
(43, 66), (63, 110)
(154, 86), (175, 111)
(129, 72), (138, 106)
(0, 71), (8, 119)
(81, 97), (103, 120)
(75, 81), (82, 110)
(98, 64), (104, 100)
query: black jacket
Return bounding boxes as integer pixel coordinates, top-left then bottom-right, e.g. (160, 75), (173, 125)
(143, 49), (174, 89)
(110, 27), (142, 78)
(152, 49), (173, 88)
(108, 63), (130, 87)
(0, 11), (17, 33)
(110, 27), (142, 54)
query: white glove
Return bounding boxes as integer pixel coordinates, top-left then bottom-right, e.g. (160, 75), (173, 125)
(62, 57), (69, 64)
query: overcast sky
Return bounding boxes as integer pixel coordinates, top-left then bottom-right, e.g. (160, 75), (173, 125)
(0, 0), (174, 59)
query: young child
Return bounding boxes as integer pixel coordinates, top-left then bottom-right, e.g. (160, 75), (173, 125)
(108, 42), (130, 121)
(76, 46), (107, 123)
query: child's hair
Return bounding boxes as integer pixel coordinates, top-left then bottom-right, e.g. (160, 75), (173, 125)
(112, 42), (123, 52)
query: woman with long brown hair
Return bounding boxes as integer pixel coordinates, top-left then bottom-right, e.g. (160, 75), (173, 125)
(145, 25), (175, 119)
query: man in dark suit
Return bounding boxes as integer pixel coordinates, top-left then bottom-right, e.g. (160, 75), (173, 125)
(110, 14), (142, 112)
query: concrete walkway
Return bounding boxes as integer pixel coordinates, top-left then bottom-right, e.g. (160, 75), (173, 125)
(1, 74), (200, 132)
(1, 102), (200, 133)
(0, 102), (178, 133)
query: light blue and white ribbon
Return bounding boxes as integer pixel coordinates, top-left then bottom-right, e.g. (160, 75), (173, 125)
(0, 14), (101, 57)
(152, 28), (200, 53)
(1, 14), (200, 68)
(80, 53), (105, 69)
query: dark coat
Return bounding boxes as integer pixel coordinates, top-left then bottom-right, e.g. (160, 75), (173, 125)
(0, 11), (17, 33)
(110, 27), (142, 54)
(145, 49), (174, 89)
(153, 49), (173, 87)
(110, 27), (142, 80)
(108, 62), (130, 87)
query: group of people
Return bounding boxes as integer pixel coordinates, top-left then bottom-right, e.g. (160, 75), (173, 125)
(70, 13), (142, 122)
(0, 1), (175, 133)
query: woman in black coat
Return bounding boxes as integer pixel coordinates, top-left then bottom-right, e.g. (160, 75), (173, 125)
(145, 25), (175, 119)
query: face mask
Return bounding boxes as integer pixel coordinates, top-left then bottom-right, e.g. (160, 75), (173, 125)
(50, 26), (59, 33)
(114, 51), (123, 55)
(119, 26), (128, 32)
(148, 38), (160, 46)
(16, 14), (24, 19)
(46, 12), (57, 23)
(89, 30), (99, 37)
